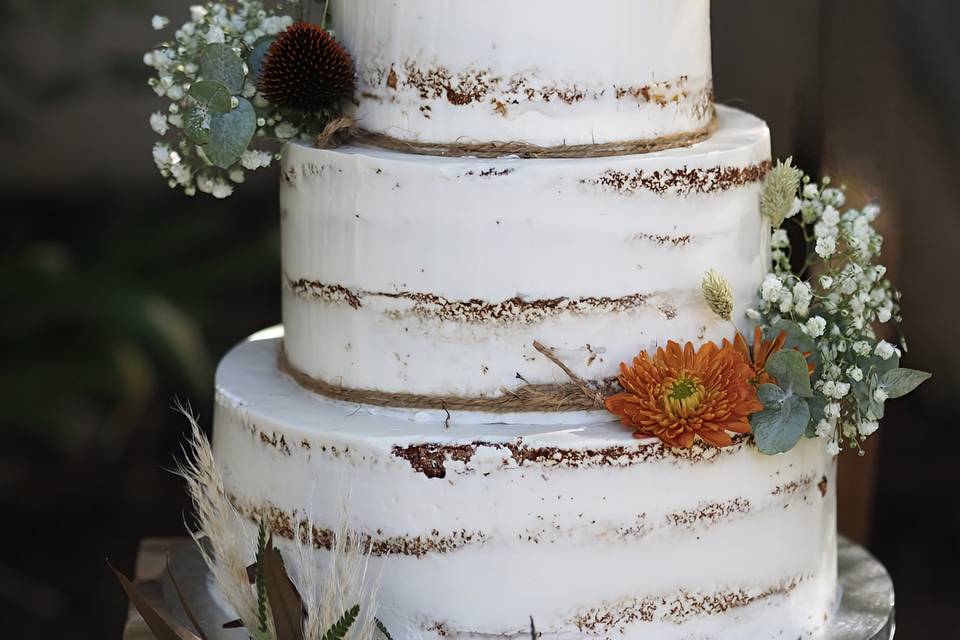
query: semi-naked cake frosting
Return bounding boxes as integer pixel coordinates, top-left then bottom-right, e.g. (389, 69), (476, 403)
(212, 1), (840, 638)
(331, 0), (714, 149)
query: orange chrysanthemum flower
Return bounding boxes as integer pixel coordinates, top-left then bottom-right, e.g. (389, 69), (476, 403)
(723, 326), (814, 386)
(605, 340), (763, 448)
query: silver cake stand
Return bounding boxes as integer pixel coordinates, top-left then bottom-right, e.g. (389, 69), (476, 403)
(124, 536), (894, 640)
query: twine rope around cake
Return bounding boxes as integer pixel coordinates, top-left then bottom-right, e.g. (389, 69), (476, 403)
(277, 344), (611, 413)
(316, 111), (718, 159)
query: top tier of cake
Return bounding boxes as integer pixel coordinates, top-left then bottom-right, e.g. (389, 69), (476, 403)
(331, 0), (713, 149)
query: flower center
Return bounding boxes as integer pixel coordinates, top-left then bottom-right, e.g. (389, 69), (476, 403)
(666, 375), (704, 415)
(670, 376), (700, 400)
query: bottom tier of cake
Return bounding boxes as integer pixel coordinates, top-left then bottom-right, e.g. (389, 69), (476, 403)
(212, 328), (839, 640)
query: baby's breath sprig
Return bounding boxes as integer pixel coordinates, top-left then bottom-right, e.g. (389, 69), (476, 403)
(748, 165), (930, 455)
(144, 0), (349, 198)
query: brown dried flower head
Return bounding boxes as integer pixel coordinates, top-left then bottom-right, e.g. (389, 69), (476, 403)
(259, 22), (355, 113)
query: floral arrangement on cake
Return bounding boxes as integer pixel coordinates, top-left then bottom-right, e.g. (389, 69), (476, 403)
(604, 159), (930, 456)
(145, 0), (354, 198)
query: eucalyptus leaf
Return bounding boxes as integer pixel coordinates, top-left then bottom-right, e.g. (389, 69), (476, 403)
(757, 382), (785, 406)
(199, 43), (246, 94)
(751, 383), (810, 455)
(204, 97), (257, 169)
(188, 80), (232, 113)
(766, 318), (817, 356)
(860, 352), (900, 379)
(765, 349), (813, 398)
(247, 36), (275, 85)
(183, 107), (212, 144)
(880, 368), (931, 399)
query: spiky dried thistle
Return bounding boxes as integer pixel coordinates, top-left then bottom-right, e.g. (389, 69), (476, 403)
(259, 22), (355, 113)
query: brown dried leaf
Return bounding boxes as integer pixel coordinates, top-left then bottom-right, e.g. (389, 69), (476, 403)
(108, 560), (202, 640)
(166, 557), (209, 640)
(262, 537), (305, 640)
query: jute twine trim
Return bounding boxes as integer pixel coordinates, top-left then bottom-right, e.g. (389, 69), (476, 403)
(278, 343), (613, 413)
(316, 111), (717, 159)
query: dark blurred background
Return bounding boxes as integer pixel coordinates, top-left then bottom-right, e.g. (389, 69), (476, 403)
(0, 0), (955, 637)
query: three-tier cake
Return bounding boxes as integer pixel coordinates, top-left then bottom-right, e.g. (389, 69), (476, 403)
(212, 1), (838, 637)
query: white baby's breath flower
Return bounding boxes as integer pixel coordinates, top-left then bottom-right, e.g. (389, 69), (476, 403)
(822, 187), (846, 208)
(196, 174), (215, 194)
(274, 122), (298, 138)
(877, 305), (892, 323)
(846, 366), (863, 382)
(803, 183), (819, 199)
(771, 229), (789, 248)
(745, 308), (762, 321)
(874, 340), (899, 361)
(804, 316), (826, 338)
(228, 167), (246, 183)
(240, 149), (273, 170)
(760, 274), (783, 302)
(778, 290), (793, 314)
(821, 205), (840, 226)
(190, 5), (208, 21)
(211, 180), (234, 199)
(853, 340), (871, 358)
(792, 281), (812, 316)
(166, 84), (185, 100)
(819, 275), (834, 289)
(152, 142), (171, 169)
(814, 419), (834, 438)
(787, 197), (802, 219)
(205, 25), (226, 44)
(858, 421), (879, 436)
(826, 441), (840, 456)
(815, 235), (837, 258)
(873, 388), (889, 403)
(151, 15), (169, 30)
(262, 15), (293, 34)
(149, 111), (169, 136)
(824, 402), (841, 419)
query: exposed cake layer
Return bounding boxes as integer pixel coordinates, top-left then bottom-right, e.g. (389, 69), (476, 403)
(330, 0), (713, 149)
(280, 105), (772, 401)
(213, 332), (839, 640)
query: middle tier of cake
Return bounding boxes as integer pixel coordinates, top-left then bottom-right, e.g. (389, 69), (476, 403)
(280, 105), (772, 401)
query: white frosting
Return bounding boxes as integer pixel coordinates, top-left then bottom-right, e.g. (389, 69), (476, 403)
(213, 333), (838, 639)
(330, 0), (713, 147)
(280, 105), (772, 399)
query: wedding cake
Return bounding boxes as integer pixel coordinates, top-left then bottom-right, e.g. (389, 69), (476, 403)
(212, 1), (839, 637)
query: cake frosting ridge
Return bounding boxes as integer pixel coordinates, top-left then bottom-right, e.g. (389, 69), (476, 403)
(330, 0), (713, 149)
